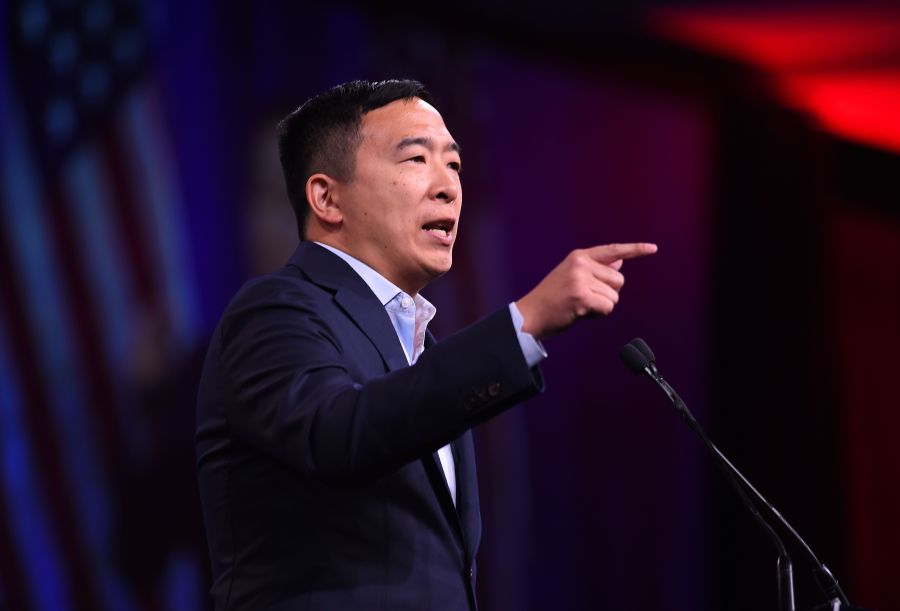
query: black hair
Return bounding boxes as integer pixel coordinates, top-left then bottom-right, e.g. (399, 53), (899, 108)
(277, 79), (434, 240)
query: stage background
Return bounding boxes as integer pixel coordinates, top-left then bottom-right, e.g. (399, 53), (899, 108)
(1, 2), (898, 610)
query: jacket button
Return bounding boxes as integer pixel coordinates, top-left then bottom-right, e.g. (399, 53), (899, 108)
(487, 382), (501, 397)
(469, 568), (474, 579)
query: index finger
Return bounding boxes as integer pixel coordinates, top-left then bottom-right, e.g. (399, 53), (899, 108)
(585, 242), (658, 264)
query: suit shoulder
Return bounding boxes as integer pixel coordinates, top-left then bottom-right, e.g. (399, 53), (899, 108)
(227, 265), (332, 314)
(212, 265), (338, 344)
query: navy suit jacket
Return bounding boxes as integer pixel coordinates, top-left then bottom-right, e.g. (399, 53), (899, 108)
(196, 241), (543, 610)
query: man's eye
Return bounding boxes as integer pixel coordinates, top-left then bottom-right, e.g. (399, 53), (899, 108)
(448, 161), (461, 173)
(407, 155), (426, 163)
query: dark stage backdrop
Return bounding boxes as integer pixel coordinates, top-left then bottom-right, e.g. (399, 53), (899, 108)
(1, 2), (898, 611)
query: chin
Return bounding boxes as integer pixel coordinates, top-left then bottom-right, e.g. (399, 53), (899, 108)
(422, 256), (453, 281)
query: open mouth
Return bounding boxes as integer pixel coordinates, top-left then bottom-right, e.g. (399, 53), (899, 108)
(421, 218), (455, 239)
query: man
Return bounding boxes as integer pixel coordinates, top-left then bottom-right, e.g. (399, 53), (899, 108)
(196, 79), (656, 610)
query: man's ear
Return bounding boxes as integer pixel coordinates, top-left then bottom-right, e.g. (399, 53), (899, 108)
(305, 173), (343, 226)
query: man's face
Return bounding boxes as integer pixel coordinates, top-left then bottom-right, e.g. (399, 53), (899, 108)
(334, 97), (462, 295)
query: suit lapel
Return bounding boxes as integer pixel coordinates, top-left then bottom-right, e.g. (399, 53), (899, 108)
(454, 431), (481, 567)
(424, 433), (478, 562)
(291, 243), (473, 549)
(333, 287), (408, 372)
(421, 331), (462, 524)
(289, 242), (408, 372)
(423, 331), (479, 557)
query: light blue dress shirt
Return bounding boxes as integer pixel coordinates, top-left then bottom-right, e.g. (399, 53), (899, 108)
(315, 242), (547, 504)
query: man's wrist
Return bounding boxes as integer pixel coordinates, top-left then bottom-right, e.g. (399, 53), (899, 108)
(508, 302), (547, 368)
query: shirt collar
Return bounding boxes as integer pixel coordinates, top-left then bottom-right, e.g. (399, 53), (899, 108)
(314, 241), (408, 306)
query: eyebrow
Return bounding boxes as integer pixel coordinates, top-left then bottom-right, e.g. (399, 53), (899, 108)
(395, 136), (461, 154)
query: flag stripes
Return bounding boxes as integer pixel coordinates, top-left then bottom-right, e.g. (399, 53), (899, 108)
(64, 146), (138, 377)
(120, 81), (201, 347)
(2, 1), (206, 607)
(0, 89), (98, 611)
(0, 299), (63, 611)
(99, 132), (159, 306)
(43, 183), (137, 611)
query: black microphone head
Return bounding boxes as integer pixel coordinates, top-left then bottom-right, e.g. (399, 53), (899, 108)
(619, 343), (650, 373)
(629, 338), (655, 363)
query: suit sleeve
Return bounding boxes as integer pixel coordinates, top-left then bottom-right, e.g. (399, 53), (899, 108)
(216, 292), (544, 485)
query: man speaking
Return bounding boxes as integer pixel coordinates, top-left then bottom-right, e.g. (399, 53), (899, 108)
(196, 79), (656, 610)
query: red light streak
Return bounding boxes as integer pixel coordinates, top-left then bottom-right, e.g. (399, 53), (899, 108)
(650, 8), (900, 153)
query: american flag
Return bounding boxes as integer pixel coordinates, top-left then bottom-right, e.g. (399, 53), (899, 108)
(1, 1), (205, 609)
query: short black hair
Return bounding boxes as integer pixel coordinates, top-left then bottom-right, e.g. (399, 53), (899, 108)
(277, 79), (434, 240)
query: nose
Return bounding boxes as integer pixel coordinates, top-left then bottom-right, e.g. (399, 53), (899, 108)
(430, 165), (460, 204)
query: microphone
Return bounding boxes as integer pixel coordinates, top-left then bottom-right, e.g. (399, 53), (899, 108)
(620, 338), (851, 611)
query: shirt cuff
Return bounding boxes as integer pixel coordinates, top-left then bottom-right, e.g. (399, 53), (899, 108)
(508, 302), (548, 369)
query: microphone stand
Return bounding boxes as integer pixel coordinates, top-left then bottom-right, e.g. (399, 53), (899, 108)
(643, 357), (796, 611)
(619, 339), (869, 611)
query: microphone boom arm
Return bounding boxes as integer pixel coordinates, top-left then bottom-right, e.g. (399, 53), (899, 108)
(621, 339), (851, 609)
(645, 362), (797, 611)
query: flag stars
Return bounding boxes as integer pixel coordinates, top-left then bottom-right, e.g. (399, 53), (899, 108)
(49, 30), (80, 75)
(12, 0), (150, 164)
(82, 1), (112, 39)
(113, 29), (142, 68)
(45, 97), (76, 144)
(80, 63), (110, 107)
(19, 1), (50, 44)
